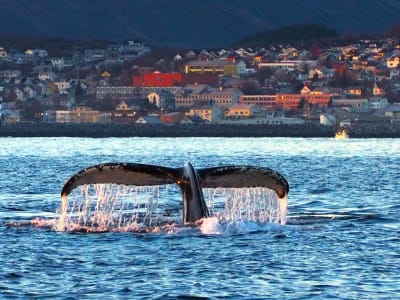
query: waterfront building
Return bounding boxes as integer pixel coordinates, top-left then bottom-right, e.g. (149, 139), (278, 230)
(186, 105), (222, 122)
(45, 106), (111, 123)
(332, 98), (371, 113)
(224, 104), (262, 119)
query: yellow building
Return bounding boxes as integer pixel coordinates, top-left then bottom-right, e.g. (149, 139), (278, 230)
(186, 105), (222, 122)
(185, 60), (246, 77)
(225, 104), (260, 118)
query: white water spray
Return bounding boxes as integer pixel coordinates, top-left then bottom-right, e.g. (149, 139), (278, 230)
(55, 184), (287, 232)
(204, 187), (287, 225)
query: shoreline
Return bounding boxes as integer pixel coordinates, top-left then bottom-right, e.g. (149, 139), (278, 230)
(1, 122), (400, 138)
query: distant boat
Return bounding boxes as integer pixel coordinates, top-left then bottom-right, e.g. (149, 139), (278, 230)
(335, 128), (349, 139)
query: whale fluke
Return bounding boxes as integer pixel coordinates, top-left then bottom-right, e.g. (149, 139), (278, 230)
(61, 162), (289, 224)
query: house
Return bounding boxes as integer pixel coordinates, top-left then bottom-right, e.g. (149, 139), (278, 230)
(0, 47), (7, 57)
(54, 80), (71, 94)
(159, 112), (185, 123)
(308, 68), (323, 79)
(25, 49), (48, 58)
(186, 105), (222, 122)
(84, 49), (106, 63)
(112, 100), (137, 124)
(373, 81), (385, 96)
(38, 71), (56, 81)
(344, 86), (363, 97)
(0, 109), (20, 123)
(23, 86), (37, 99)
(225, 104), (261, 118)
(147, 90), (175, 110)
(14, 88), (25, 101)
(136, 115), (163, 124)
(320, 113), (336, 126)
(50, 58), (65, 70)
(0, 70), (21, 79)
(386, 55), (400, 68)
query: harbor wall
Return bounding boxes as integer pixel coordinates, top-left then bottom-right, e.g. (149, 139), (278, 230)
(1, 122), (400, 138)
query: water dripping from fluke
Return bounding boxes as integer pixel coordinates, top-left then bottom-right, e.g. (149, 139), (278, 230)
(55, 184), (288, 235)
(55, 162), (290, 234)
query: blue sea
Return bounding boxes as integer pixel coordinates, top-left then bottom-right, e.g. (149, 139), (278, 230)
(0, 137), (399, 299)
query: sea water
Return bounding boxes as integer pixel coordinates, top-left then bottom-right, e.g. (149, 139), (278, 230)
(0, 137), (399, 298)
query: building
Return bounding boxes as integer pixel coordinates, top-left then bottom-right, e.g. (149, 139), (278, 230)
(331, 98), (371, 113)
(159, 112), (185, 123)
(303, 89), (332, 107)
(112, 100), (138, 124)
(344, 86), (363, 97)
(186, 105), (222, 122)
(225, 104), (261, 118)
(0, 47), (7, 58)
(369, 97), (389, 110)
(387, 56), (400, 68)
(96, 86), (181, 100)
(275, 94), (304, 110)
(46, 106), (108, 123)
(240, 94), (277, 109)
(0, 70), (21, 78)
(147, 90), (175, 110)
(54, 80), (70, 93)
(175, 84), (241, 110)
(185, 60), (246, 77)
(133, 72), (182, 87)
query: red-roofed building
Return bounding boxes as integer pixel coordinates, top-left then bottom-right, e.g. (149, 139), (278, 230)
(133, 72), (182, 87)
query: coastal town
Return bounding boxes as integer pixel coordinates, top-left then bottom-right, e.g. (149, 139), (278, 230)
(1, 36), (400, 136)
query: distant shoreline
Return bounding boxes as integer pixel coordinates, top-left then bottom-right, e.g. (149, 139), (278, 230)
(1, 123), (400, 138)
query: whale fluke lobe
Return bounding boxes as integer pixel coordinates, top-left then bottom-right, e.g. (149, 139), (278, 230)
(61, 163), (180, 197)
(61, 162), (289, 224)
(197, 166), (289, 198)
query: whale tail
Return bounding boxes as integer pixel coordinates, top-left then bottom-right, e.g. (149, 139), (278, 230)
(61, 163), (289, 224)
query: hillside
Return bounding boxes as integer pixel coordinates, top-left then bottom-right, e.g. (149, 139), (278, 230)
(0, 0), (400, 48)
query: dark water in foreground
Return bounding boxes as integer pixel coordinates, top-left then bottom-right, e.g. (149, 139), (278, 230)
(0, 137), (399, 299)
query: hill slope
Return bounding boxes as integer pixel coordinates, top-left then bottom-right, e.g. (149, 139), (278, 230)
(0, 0), (399, 48)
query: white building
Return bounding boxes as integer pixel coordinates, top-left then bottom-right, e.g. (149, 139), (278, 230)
(54, 80), (70, 93)
(0, 47), (7, 57)
(369, 97), (389, 110)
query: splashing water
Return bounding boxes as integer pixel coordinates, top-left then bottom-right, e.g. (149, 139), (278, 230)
(55, 184), (287, 233)
(205, 187), (287, 225)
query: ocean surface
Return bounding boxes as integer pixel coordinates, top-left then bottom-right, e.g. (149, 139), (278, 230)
(0, 137), (399, 299)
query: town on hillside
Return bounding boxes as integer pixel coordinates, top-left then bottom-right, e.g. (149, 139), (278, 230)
(1, 38), (400, 130)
